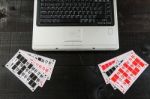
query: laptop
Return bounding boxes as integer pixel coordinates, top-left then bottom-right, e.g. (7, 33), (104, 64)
(32, 0), (119, 51)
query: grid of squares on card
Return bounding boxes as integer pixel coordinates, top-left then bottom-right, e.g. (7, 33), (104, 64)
(5, 50), (56, 92)
(98, 50), (149, 94)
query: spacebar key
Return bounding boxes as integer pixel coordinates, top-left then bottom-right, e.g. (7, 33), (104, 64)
(59, 19), (80, 23)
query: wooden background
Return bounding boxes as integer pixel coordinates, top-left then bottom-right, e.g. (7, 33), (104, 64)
(0, 0), (150, 99)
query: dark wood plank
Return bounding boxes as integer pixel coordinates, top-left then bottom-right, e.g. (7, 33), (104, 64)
(0, 0), (33, 32)
(118, 0), (150, 32)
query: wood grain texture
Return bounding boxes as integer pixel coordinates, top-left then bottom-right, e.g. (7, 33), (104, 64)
(0, 0), (150, 99)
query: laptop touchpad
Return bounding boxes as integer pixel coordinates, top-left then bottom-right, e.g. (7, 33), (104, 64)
(64, 29), (83, 42)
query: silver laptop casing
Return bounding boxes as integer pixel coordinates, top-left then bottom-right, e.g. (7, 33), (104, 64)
(32, 0), (119, 51)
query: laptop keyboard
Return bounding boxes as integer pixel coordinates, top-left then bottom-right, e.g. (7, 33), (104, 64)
(37, 0), (114, 26)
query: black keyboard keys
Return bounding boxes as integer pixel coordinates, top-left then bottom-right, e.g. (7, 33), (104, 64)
(37, 0), (114, 26)
(29, 80), (37, 88)
(12, 65), (18, 70)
